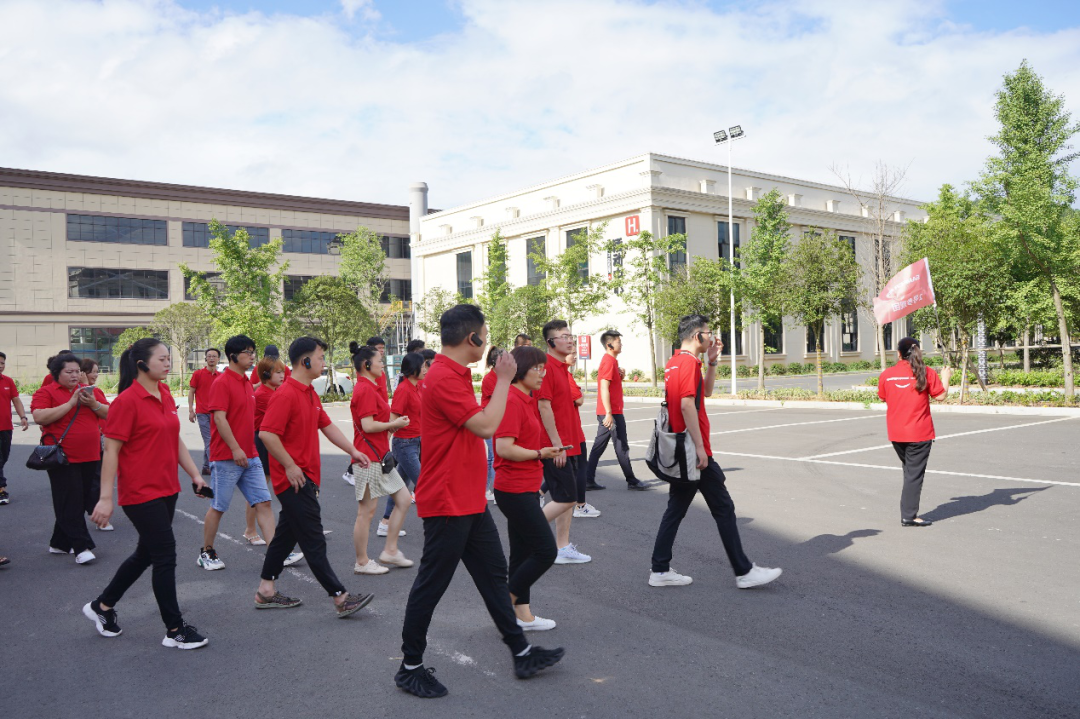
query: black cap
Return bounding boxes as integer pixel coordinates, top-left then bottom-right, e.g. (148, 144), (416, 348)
(263, 345), (279, 358)
(897, 337), (919, 359)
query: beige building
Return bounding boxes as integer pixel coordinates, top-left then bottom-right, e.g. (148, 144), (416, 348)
(0, 167), (412, 382)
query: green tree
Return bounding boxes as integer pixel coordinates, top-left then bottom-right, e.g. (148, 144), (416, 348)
(338, 225), (390, 331)
(655, 259), (735, 347)
(111, 303), (211, 382)
(781, 229), (862, 395)
(976, 60), (1080, 397)
(180, 220), (288, 352)
(413, 286), (469, 346)
(532, 223), (612, 334)
(112, 327), (155, 358)
(286, 275), (368, 373)
(740, 188), (792, 389)
(478, 230), (516, 348)
(502, 284), (554, 347)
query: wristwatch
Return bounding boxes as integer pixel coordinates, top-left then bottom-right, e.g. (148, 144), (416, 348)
(708, 361), (718, 367)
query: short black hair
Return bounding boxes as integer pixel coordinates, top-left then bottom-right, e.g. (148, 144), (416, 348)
(288, 336), (327, 365)
(405, 339), (425, 354)
(510, 346), (547, 383)
(514, 334), (531, 346)
(399, 351), (426, 380)
(420, 348), (436, 363)
(48, 352), (81, 380)
(677, 314), (710, 343)
(205, 348), (221, 358)
(440, 304), (485, 347)
(0, 351), (6, 360)
(542, 319), (568, 341)
(224, 335), (255, 362)
(600, 330), (621, 350)
(366, 336), (386, 347)
(486, 347), (503, 368)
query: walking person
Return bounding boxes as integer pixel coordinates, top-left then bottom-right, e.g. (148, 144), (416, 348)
(378, 352), (427, 537)
(649, 315), (782, 589)
(83, 338), (212, 649)
(878, 337), (952, 527)
(80, 358), (115, 530)
(494, 346), (566, 632)
(566, 349), (600, 520)
(188, 348), (220, 476)
(252, 337), (374, 617)
(586, 330), (651, 491)
(480, 347), (504, 502)
(0, 351), (30, 505)
(349, 344), (414, 575)
(514, 334), (533, 348)
(197, 336), (300, 572)
(396, 305), (564, 699)
(32, 352), (110, 563)
(245, 354), (287, 545)
(249, 344), (290, 387)
(343, 337), (389, 486)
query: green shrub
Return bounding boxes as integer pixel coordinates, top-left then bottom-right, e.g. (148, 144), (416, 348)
(319, 389), (350, 403)
(736, 364), (754, 378)
(924, 355), (944, 367)
(623, 386), (665, 397)
(991, 369), (1064, 387)
(864, 376), (879, 387)
(626, 368), (647, 382)
(786, 362), (805, 375)
(715, 364), (731, 378)
(15, 379), (42, 395)
(472, 372), (484, 383)
(589, 369), (599, 380)
(571, 369), (585, 380)
(849, 360), (875, 371)
(767, 364), (787, 376)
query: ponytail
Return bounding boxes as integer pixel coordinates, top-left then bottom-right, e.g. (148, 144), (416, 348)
(118, 337), (163, 394)
(348, 340), (361, 356)
(907, 344), (928, 393)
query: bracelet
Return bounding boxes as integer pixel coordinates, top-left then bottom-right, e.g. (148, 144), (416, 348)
(535, 449), (541, 461)
(708, 361), (718, 367)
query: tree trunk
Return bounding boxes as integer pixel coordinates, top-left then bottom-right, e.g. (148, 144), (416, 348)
(1049, 278), (1075, 398)
(877, 322), (887, 372)
(1022, 323), (1031, 373)
(998, 345), (1005, 371)
(757, 325), (766, 391)
(959, 330), (969, 404)
(649, 329), (658, 389)
(815, 333), (824, 397)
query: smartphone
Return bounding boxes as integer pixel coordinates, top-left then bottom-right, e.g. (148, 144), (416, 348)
(192, 482), (215, 499)
(559, 445), (574, 451)
(80, 386), (94, 395)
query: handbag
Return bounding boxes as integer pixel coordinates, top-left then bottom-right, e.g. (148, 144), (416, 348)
(644, 367), (703, 484)
(362, 435), (397, 474)
(26, 404), (83, 471)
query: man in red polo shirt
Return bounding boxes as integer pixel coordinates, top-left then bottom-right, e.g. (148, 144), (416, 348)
(536, 320), (591, 565)
(586, 330), (652, 492)
(649, 314), (782, 590)
(188, 348), (220, 476)
(0, 351), (30, 505)
(252, 336), (374, 618)
(396, 304), (564, 699)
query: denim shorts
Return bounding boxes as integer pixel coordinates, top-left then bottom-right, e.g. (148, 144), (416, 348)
(210, 457), (272, 512)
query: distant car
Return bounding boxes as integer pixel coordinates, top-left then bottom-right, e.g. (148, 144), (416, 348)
(312, 368), (353, 397)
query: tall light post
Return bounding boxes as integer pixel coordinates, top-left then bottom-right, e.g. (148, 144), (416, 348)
(713, 125), (745, 394)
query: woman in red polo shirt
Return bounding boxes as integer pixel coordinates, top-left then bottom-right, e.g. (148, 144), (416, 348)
(31, 352), (110, 564)
(481, 347), (504, 502)
(877, 337), (952, 527)
(83, 338), (211, 650)
(379, 351), (427, 535)
(348, 345), (412, 575)
(494, 346), (566, 632)
(243, 355), (287, 546)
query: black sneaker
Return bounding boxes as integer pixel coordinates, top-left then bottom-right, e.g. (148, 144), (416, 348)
(513, 645), (565, 678)
(0, 488), (9, 504)
(627, 480), (654, 491)
(82, 600), (122, 637)
(585, 482), (606, 490)
(395, 664), (448, 698)
(162, 621), (209, 649)
(335, 592), (374, 618)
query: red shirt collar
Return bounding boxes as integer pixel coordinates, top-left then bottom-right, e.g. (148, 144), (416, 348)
(434, 354), (471, 377)
(545, 354), (568, 371)
(283, 376), (314, 394)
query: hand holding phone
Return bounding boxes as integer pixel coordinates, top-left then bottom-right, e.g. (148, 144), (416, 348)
(559, 445), (574, 451)
(192, 481), (215, 499)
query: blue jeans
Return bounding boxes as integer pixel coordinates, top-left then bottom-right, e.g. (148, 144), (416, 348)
(210, 457), (272, 512)
(383, 436), (421, 520)
(485, 437), (495, 492)
(196, 413), (212, 471)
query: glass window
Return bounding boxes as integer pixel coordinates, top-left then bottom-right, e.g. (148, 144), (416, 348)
(67, 215), (167, 246)
(763, 318), (784, 354)
(380, 235), (411, 259)
(718, 318), (744, 356)
(526, 236), (546, 286)
(281, 228), (342, 254)
(806, 321), (826, 353)
(69, 327), (136, 373)
(841, 304), (859, 352)
(565, 229), (589, 281)
(182, 222), (269, 249)
(380, 279), (413, 304)
(884, 317), (909, 351)
(667, 216), (686, 270)
(284, 275), (316, 301)
(68, 268), (169, 300)
(718, 221), (741, 267)
(456, 252), (473, 299)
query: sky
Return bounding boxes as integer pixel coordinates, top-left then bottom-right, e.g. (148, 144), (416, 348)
(1, 0), (1079, 210)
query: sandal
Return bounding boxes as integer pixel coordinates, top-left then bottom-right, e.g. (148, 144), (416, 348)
(243, 533), (267, 546)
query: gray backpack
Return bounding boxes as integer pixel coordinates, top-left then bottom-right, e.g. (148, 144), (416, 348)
(644, 371), (703, 484)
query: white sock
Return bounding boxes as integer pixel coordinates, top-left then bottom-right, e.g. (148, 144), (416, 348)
(516, 645), (533, 657)
(403, 662), (422, 670)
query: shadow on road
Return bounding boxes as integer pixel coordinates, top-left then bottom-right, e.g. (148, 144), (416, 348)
(919, 486), (1048, 523)
(796, 528), (882, 555)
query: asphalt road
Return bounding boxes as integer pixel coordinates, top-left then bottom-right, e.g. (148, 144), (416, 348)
(2, 397), (1078, 718)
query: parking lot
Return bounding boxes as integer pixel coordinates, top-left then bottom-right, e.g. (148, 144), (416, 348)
(2, 396), (1078, 718)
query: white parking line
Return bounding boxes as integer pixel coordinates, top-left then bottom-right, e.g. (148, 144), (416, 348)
(710, 414), (879, 436)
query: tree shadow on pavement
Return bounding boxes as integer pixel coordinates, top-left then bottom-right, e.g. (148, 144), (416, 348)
(919, 486), (1048, 523)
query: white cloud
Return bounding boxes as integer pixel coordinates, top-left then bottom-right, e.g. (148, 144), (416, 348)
(340, 0), (380, 22)
(0, 0), (1078, 210)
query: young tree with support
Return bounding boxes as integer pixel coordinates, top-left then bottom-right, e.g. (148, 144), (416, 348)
(740, 189), (792, 390)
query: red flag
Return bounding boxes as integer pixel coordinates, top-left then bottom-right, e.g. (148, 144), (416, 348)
(873, 258), (936, 325)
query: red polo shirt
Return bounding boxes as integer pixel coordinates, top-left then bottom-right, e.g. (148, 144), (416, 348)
(390, 378), (421, 439)
(253, 383), (274, 431)
(0, 375), (17, 431)
(188, 367), (220, 414)
(878, 361), (944, 442)
(494, 386), (544, 493)
(596, 353), (625, 415)
(415, 354), (486, 518)
(567, 371), (586, 444)
(206, 368), (257, 461)
(351, 378), (390, 460)
(480, 370), (498, 408)
(104, 382), (181, 505)
(31, 382), (104, 463)
(534, 354), (582, 456)
(259, 377), (332, 493)
(664, 352), (711, 457)
(376, 373), (389, 402)
(251, 364), (291, 386)
(92, 387), (109, 433)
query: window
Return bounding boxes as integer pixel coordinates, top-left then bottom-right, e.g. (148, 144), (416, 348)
(380, 235), (411, 259)
(69, 327), (133, 373)
(526, 236), (546, 286)
(380, 279), (413, 303)
(565, 229), (589, 281)
(884, 317), (908, 351)
(718, 320), (745, 356)
(607, 238), (624, 295)
(182, 222), (270, 249)
(281, 229), (342, 254)
(840, 235), (856, 257)
(763, 318), (784, 354)
(284, 275), (317, 301)
(67, 215), (167, 246)
(456, 251), (473, 298)
(806, 321), (826, 353)
(68, 268), (169, 300)
(667, 216), (687, 270)
(184, 272), (223, 301)
(718, 221), (741, 268)
(841, 304), (859, 352)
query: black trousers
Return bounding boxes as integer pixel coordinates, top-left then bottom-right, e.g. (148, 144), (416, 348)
(99, 493), (182, 629)
(0, 429), (11, 487)
(586, 414), (637, 484)
(401, 509), (528, 665)
(494, 490), (558, 606)
(46, 460), (98, 554)
(893, 440), (933, 521)
(651, 458), (752, 576)
(254, 435), (270, 478)
(261, 479), (345, 597)
(575, 442), (588, 503)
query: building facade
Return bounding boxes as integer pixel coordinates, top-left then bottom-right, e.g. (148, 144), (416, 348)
(411, 152), (929, 377)
(0, 168), (412, 381)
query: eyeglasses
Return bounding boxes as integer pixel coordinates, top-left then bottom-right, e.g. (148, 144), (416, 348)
(552, 334), (576, 342)
(240, 349), (257, 356)
(528, 365), (546, 374)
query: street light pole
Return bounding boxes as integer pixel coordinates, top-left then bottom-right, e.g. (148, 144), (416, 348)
(714, 125), (745, 395)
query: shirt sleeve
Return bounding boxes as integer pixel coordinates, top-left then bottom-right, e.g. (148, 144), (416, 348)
(877, 373), (887, 401)
(103, 394), (135, 442)
(316, 401), (332, 430)
(189, 371), (199, 390)
(673, 357), (699, 400)
(926, 367), (944, 397)
(205, 377), (229, 413)
(494, 400), (522, 440)
(30, 386), (56, 412)
(93, 388), (109, 407)
(535, 371), (556, 401)
(259, 391), (291, 436)
(390, 384), (408, 415)
(569, 374), (582, 400)
(352, 384), (378, 422)
(598, 356), (616, 381)
(437, 375), (484, 427)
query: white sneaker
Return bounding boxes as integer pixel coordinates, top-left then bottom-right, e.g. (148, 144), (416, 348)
(49, 546), (73, 555)
(376, 522), (405, 537)
(342, 471), (355, 486)
(736, 563), (782, 589)
(378, 550), (414, 568)
(485, 490), (495, 502)
(517, 615), (557, 631)
(97, 523), (115, 531)
(353, 559), (389, 575)
(649, 569), (693, 587)
(197, 549), (225, 571)
(553, 544), (592, 564)
(75, 550), (96, 565)
(411, 493), (416, 504)
(283, 551), (304, 567)
(573, 503), (601, 518)
(538, 494), (545, 508)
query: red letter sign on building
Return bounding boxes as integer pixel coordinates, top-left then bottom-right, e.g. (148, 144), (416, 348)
(625, 215), (640, 236)
(577, 335), (592, 361)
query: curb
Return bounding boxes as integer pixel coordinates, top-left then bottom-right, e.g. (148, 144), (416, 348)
(617, 394), (1080, 417)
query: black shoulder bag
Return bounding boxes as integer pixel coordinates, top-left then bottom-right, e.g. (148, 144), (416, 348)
(26, 405), (82, 471)
(362, 435), (398, 474)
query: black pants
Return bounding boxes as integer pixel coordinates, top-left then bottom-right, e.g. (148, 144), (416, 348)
(586, 414), (637, 484)
(651, 458), (752, 576)
(254, 435), (270, 478)
(46, 461), (98, 554)
(494, 490), (558, 606)
(893, 440), (933, 521)
(98, 493), (182, 629)
(0, 429), (11, 487)
(400, 509), (528, 665)
(261, 479), (345, 597)
(575, 442), (588, 503)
